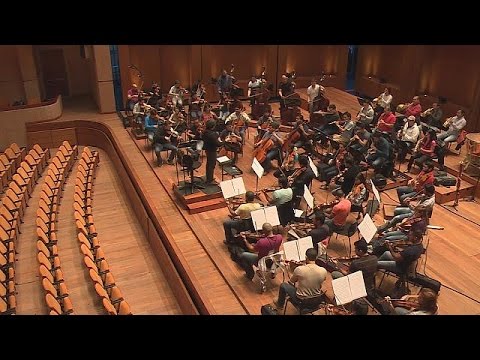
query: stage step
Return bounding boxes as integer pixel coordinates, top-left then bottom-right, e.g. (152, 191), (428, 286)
(434, 182), (475, 204)
(174, 185), (223, 204)
(187, 198), (226, 214)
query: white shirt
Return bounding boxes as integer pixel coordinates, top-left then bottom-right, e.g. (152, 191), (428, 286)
(169, 85), (181, 99)
(226, 112), (250, 125)
(400, 123), (420, 143)
(377, 92), (393, 108)
(358, 105), (374, 123)
(307, 84), (321, 102)
(450, 116), (466, 132)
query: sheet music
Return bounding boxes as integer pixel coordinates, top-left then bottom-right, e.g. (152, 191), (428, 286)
(303, 185), (314, 209)
(217, 156), (230, 164)
(252, 158), (264, 179)
(294, 209), (304, 218)
(358, 213), (377, 243)
(251, 206), (280, 231)
(370, 180), (381, 203)
(288, 229), (300, 239)
(308, 156), (319, 178)
(297, 236), (313, 262)
(264, 205), (280, 227)
(283, 241), (301, 262)
(220, 180), (235, 199)
(348, 271), (367, 300)
(231, 177), (246, 196)
(331, 276), (353, 306)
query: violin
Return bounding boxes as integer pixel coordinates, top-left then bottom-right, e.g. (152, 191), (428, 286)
(325, 304), (353, 316)
(287, 167), (306, 186)
(381, 296), (420, 311)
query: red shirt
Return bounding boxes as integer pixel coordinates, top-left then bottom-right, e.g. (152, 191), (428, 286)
(332, 199), (352, 226)
(253, 234), (283, 265)
(405, 103), (422, 117)
(415, 170), (435, 192)
(377, 112), (396, 132)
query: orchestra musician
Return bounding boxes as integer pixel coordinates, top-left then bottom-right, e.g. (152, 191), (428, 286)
(324, 189), (351, 235)
(289, 155), (316, 208)
(191, 79), (206, 99)
(372, 87), (393, 119)
(262, 176), (294, 226)
(375, 106), (396, 134)
(349, 123), (371, 155)
(153, 122), (179, 166)
(320, 143), (347, 190)
(347, 173), (368, 216)
(168, 107), (187, 134)
(273, 247), (327, 311)
(143, 109), (160, 135)
(420, 102), (443, 129)
(278, 74), (296, 109)
(217, 69), (235, 97)
(219, 121), (242, 165)
(397, 161), (435, 205)
(406, 128), (437, 172)
(384, 288), (438, 315)
(225, 107), (251, 142)
(256, 109), (274, 142)
(189, 93), (204, 120)
(396, 115), (420, 163)
(169, 80), (186, 109)
(254, 121), (284, 174)
(337, 156), (361, 196)
(364, 131), (393, 173)
(126, 83), (140, 113)
(356, 98), (375, 127)
(274, 144), (299, 179)
(308, 211), (330, 247)
(186, 118), (205, 150)
(247, 75), (262, 108)
(316, 104), (340, 139)
(332, 112), (356, 146)
(202, 119), (223, 185)
(223, 191), (261, 245)
(437, 109), (467, 145)
(132, 97), (147, 130)
(307, 78), (324, 114)
(239, 222), (284, 281)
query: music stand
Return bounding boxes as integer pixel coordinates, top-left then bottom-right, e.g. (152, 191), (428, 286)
(177, 153), (205, 195)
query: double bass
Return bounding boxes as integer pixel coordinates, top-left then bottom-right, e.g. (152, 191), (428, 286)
(312, 90), (330, 113)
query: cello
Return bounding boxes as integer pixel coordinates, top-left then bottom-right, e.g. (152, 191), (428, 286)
(253, 136), (275, 163)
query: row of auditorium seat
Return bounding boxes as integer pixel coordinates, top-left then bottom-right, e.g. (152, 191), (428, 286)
(0, 143), (27, 190)
(75, 147), (132, 315)
(37, 141), (77, 315)
(0, 143), (50, 314)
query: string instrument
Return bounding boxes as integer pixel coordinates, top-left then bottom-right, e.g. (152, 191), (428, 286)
(238, 231), (264, 244)
(165, 126), (179, 142)
(287, 223), (315, 238)
(282, 126), (303, 153)
(253, 132), (278, 163)
(287, 167), (306, 187)
(315, 199), (339, 211)
(325, 304), (353, 316)
(312, 91), (330, 112)
(255, 186), (280, 204)
(226, 197), (244, 214)
(381, 296), (420, 311)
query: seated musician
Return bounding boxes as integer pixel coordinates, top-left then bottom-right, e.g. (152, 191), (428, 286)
(396, 115), (420, 163)
(307, 78), (324, 114)
(226, 107), (251, 142)
(274, 144), (298, 179)
(356, 99), (375, 127)
(331, 238), (378, 296)
(153, 122), (179, 166)
(347, 173), (368, 216)
(376, 229), (424, 277)
(403, 95), (423, 119)
(219, 121), (242, 165)
(309, 211), (330, 247)
(339, 158), (361, 200)
(132, 97), (146, 127)
(217, 69), (234, 96)
(332, 112), (356, 146)
(373, 87), (393, 116)
(291, 115), (314, 153)
(186, 118), (204, 149)
(248, 75), (262, 109)
(239, 222), (284, 281)
(349, 123), (371, 154)
(278, 74), (296, 109)
(126, 84), (139, 112)
(254, 121), (284, 174)
(273, 247), (327, 310)
(371, 208), (427, 256)
(378, 184), (435, 233)
(406, 128), (437, 172)
(223, 191), (261, 245)
(324, 189), (352, 235)
(386, 288), (438, 315)
(420, 102), (443, 129)
(147, 85), (162, 109)
(364, 131), (393, 173)
(265, 176), (293, 207)
(290, 155), (316, 208)
(144, 109), (159, 135)
(375, 106), (396, 135)
(191, 79), (206, 99)
(317, 104), (341, 137)
(437, 109), (467, 145)
(320, 143), (347, 190)
(397, 161), (435, 205)
(169, 80), (184, 109)
(256, 109), (273, 141)
(189, 93), (204, 120)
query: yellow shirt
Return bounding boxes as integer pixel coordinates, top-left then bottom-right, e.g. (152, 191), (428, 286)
(235, 203), (261, 220)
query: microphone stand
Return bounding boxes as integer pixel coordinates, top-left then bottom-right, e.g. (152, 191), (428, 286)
(445, 162), (464, 211)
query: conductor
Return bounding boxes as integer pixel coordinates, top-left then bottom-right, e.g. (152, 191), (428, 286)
(202, 119), (223, 185)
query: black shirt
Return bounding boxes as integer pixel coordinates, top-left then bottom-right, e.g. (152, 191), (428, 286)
(398, 243), (424, 273)
(202, 129), (222, 152)
(309, 225), (330, 246)
(279, 81), (294, 96)
(341, 165), (361, 195)
(292, 168), (315, 196)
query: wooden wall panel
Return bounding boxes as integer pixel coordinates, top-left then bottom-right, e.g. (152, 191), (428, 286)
(158, 45), (192, 92)
(0, 45), (25, 107)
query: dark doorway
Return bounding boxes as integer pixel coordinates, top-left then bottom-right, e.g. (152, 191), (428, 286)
(346, 45), (358, 91)
(38, 49), (69, 99)
(109, 45), (124, 111)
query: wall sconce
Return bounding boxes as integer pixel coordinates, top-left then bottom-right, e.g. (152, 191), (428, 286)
(367, 74), (372, 79)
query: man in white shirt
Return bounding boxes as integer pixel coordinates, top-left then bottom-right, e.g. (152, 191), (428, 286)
(307, 78), (324, 114)
(356, 99), (375, 126)
(397, 115), (420, 162)
(168, 80), (184, 109)
(226, 108), (251, 142)
(247, 75), (262, 109)
(438, 109), (467, 144)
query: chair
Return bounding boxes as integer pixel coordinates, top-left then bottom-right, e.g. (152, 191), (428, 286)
(177, 152), (204, 194)
(255, 251), (287, 293)
(117, 300), (133, 315)
(330, 222), (358, 258)
(283, 291), (328, 315)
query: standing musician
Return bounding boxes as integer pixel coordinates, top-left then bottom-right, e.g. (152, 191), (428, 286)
(217, 69), (235, 97)
(202, 119), (223, 185)
(253, 121), (284, 174)
(219, 121), (243, 165)
(247, 75), (262, 109)
(289, 155), (316, 208)
(307, 78), (324, 114)
(278, 74), (296, 109)
(153, 122), (179, 166)
(169, 80), (186, 109)
(397, 161), (435, 205)
(225, 107), (251, 142)
(356, 98), (375, 127)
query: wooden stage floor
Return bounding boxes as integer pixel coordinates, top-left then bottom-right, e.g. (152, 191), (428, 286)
(58, 90), (480, 315)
